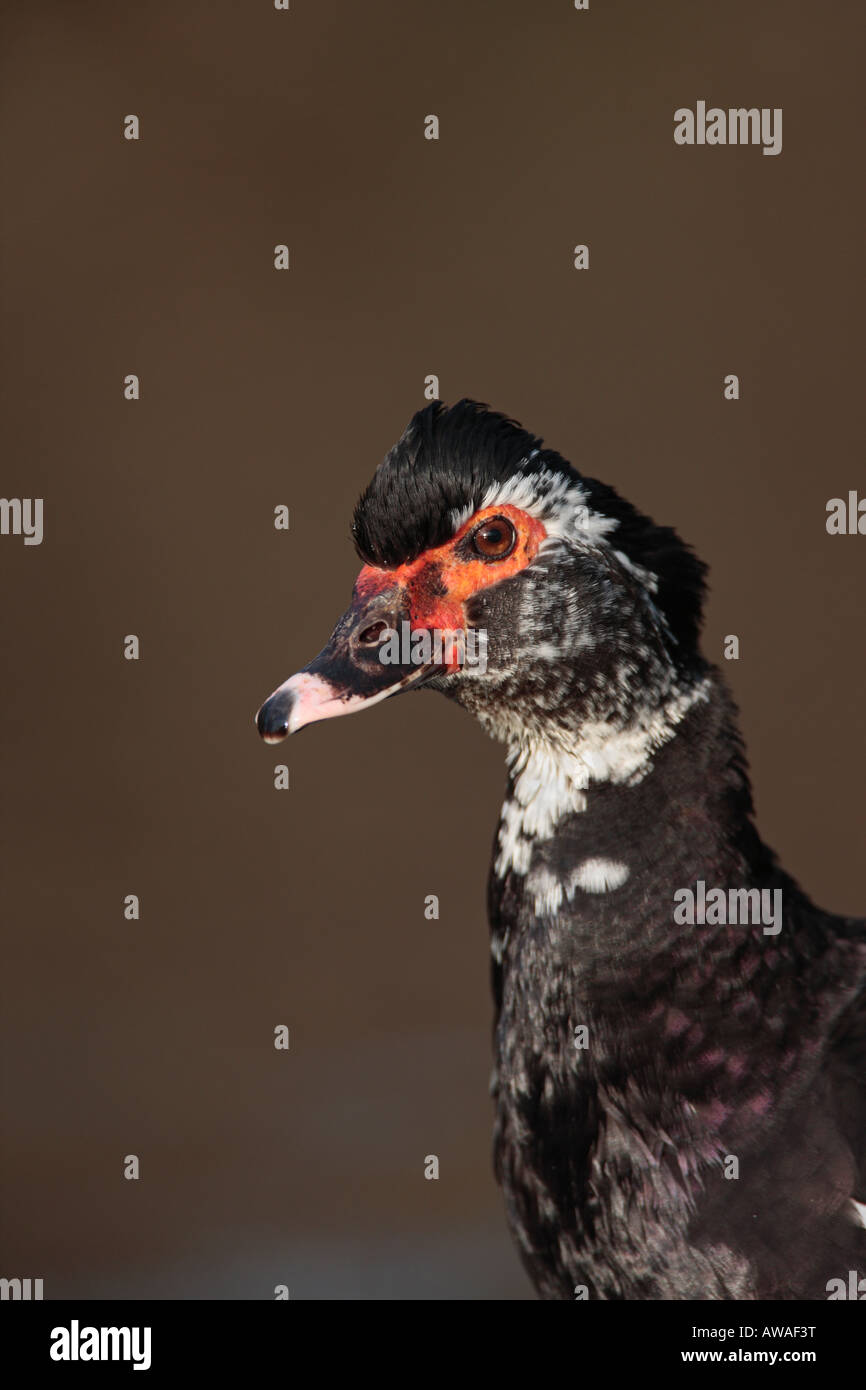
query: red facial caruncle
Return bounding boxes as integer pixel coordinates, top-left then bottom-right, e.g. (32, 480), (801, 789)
(353, 504), (547, 670)
(255, 503), (549, 741)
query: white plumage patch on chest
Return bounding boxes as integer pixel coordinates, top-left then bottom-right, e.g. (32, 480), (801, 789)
(524, 859), (631, 916)
(572, 857), (631, 893)
(494, 679), (710, 878)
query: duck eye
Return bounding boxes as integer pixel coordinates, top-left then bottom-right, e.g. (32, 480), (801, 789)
(472, 517), (516, 560)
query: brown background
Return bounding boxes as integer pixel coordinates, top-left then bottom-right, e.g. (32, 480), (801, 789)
(1, 0), (862, 1299)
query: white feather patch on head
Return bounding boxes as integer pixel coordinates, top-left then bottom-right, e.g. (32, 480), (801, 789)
(532, 642), (563, 662)
(448, 463), (620, 548)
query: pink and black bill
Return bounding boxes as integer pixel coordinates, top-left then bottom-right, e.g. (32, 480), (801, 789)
(255, 585), (435, 743)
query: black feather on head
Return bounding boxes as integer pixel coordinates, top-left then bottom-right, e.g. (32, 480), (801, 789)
(351, 399), (567, 567)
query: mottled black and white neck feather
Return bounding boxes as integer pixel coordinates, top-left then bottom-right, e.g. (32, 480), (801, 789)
(257, 399), (866, 1300)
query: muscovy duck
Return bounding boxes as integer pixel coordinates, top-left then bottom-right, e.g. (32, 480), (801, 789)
(255, 399), (866, 1300)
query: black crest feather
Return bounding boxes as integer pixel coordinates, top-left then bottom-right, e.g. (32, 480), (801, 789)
(351, 399), (561, 566)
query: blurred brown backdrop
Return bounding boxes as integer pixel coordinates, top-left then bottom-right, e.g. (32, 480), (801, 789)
(1, 0), (862, 1299)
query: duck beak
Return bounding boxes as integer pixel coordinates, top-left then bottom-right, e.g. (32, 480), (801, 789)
(254, 587), (433, 743)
